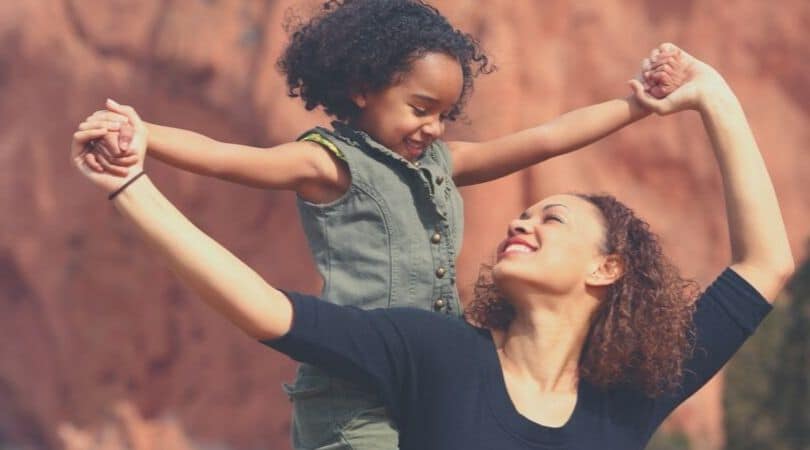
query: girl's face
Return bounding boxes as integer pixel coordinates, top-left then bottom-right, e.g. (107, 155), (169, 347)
(351, 52), (464, 161)
(493, 194), (613, 298)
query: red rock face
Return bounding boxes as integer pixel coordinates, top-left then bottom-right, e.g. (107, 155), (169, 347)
(2, 1), (808, 449)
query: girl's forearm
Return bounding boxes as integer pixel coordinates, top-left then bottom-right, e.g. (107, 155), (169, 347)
(145, 122), (238, 176)
(112, 175), (294, 339)
(452, 96), (650, 186)
(530, 95), (650, 156)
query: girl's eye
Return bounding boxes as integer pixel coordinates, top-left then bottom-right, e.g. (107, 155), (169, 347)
(411, 105), (428, 116)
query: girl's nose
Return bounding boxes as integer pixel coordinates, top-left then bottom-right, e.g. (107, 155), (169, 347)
(422, 117), (444, 138)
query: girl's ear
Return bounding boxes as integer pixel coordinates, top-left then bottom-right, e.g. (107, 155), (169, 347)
(586, 254), (625, 287)
(351, 90), (368, 109)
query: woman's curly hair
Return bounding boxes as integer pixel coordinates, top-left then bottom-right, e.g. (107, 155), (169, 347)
(465, 194), (700, 397)
(277, 0), (493, 121)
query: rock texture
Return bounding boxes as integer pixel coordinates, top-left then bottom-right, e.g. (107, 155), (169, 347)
(1, 1), (808, 449)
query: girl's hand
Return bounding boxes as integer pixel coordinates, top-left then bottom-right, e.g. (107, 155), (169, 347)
(77, 130), (139, 176)
(71, 99), (148, 193)
(78, 109), (137, 174)
(630, 44), (731, 115)
(636, 43), (688, 99)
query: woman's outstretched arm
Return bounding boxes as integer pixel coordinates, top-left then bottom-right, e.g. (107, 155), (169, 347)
(633, 47), (794, 301)
(71, 102), (293, 340)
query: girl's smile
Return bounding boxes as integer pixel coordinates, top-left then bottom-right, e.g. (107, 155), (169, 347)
(350, 52), (464, 161)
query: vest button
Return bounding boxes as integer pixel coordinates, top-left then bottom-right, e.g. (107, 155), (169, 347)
(430, 233), (442, 244)
(435, 267), (447, 278)
(433, 298), (446, 311)
(414, 161), (421, 167)
(436, 176), (444, 185)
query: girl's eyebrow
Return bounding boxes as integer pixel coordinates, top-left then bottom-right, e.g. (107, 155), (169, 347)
(411, 93), (439, 104)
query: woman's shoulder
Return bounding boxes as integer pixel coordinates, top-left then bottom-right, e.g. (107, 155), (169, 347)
(374, 307), (492, 347)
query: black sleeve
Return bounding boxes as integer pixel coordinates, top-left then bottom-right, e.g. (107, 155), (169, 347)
(260, 292), (437, 423)
(649, 267), (773, 426)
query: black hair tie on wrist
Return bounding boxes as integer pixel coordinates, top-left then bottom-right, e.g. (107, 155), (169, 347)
(108, 171), (146, 200)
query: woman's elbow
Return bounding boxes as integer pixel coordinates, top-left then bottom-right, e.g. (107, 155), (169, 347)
(773, 256), (796, 287)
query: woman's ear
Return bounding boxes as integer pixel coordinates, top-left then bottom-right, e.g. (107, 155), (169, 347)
(586, 255), (625, 287)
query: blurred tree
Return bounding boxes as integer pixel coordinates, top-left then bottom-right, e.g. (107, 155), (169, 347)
(648, 430), (691, 450)
(725, 246), (810, 450)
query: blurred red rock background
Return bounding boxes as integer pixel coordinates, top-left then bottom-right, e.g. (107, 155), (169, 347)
(1, 0), (808, 449)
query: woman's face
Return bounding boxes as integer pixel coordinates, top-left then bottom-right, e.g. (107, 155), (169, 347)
(493, 194), (610, 297)
(351, 52), (463, 161)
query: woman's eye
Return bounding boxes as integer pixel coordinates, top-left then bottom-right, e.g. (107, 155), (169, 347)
(544, 215), (563, 223)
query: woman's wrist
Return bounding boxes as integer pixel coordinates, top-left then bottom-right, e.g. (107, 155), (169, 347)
(697, 84), (740, 117)
(108, 171), (147, 200)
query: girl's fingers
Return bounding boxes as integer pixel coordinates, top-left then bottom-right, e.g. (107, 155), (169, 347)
(106, 99), (143, 128)
(650, 56), (677, 71)
(119, 123), (134, 151)
(641, 57), (652, 73)
(96, 139), (121, 161)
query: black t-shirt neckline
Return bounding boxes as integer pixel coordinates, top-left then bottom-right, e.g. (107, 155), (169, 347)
(481, 329), (587, 448)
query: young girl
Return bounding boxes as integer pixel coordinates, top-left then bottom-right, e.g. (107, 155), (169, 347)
(82, 1), (682, 448)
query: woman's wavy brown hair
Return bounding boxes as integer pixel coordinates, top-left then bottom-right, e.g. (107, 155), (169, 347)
(465, 193), (700, 397)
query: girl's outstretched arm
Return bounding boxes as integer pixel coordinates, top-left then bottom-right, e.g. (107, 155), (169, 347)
(448, 43), (682, 187)
(632, 47), (794, 301)
(71, 102), (294, 340)
(82, 100), (349, 203)
(448, 96), (649, 186)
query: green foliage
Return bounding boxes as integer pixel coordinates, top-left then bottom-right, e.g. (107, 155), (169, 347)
(725, 251), (810, 450)
(647, 429), (691, 450)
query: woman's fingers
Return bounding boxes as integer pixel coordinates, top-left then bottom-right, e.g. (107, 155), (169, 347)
(83, 151), (105, 173)
(110, 153), (140, 166)
(73, 127), (109, 145)
(87, 110), (129, 124)
(94, 149), (130, 176)
(79, 119), (122, 132)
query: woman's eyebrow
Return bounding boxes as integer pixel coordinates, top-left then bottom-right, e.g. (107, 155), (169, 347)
(542, 204), (570, 212)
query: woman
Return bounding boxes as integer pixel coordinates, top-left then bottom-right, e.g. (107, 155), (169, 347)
(71, 46), (793, 449)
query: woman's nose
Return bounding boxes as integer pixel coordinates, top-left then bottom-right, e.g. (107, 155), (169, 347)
(508, 219), (530, 236)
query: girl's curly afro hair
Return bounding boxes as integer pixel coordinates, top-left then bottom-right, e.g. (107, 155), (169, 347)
(465, 194), (700, 398)
(277, 0), (493, 121)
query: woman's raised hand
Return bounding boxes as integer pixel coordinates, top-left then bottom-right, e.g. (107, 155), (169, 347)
(630, 43), (731, 115)
(71, 99), (148, 193)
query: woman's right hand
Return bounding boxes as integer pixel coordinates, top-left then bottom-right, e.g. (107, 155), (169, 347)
(630, 44), (733, 115)
(71, 99), (148, 194)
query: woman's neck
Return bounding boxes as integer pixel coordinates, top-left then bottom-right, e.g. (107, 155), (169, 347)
(493, 294), (595, 393)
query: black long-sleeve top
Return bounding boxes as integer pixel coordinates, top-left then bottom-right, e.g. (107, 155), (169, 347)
(264, 268), (771, 449)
